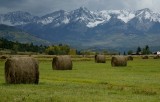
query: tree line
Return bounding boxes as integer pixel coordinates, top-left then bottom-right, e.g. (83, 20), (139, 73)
(126, 45), (152, 55)
(0, 38), (76, 55)
(0, 38), (153, 55)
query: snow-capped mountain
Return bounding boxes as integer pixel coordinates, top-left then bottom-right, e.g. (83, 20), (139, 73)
(135, 8), (160, 22)
(0, 11), (39, 26)
(1, 7), (160, 28)
(1, 7), (160, 49)
(38, 10), (69, 25)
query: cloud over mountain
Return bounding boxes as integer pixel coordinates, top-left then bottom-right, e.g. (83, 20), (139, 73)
(0, 0), (160, 16)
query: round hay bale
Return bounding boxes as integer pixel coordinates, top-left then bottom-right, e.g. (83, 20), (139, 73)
(127, 56), (133, 61)
(52, 55), (72, 70)
(142, 56), (148, 59)
(111, 56), (127, 67)
(5, 57), (39, 84)
(95, 55), (106, 63)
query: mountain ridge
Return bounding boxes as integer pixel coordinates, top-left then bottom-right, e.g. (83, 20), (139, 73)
(0, 7), (160, 50)
(1, 7), (160, 27)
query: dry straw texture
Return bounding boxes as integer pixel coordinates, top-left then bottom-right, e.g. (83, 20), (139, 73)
(111, 56), (127, 67)
(52, 55), (72, 70)
(95, 55), (106, 63)
(5, 57), (39, 84)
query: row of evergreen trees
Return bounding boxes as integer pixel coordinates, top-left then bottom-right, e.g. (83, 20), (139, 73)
(0, 38), (153, 55)
(125, 45), (152, 55)
(0, 38), (74, 55)
(0, 38), (46, 54)
(136, 45), (151, 55)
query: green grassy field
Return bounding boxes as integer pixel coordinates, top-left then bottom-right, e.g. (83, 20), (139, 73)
(0, 56), (160, 102)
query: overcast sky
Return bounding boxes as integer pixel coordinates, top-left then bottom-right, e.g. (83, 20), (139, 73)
(0, 0), (159, 16)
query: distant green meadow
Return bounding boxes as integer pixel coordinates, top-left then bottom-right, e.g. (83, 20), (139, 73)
(0, 56), (160, 102)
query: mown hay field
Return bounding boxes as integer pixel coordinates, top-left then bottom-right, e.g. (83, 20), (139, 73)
(0, 56), (160, 102)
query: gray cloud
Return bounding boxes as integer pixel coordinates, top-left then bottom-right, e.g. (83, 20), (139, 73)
(0, 0), (159, 16)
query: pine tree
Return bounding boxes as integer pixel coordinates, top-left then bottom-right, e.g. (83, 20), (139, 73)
(136, 46), (141, 55)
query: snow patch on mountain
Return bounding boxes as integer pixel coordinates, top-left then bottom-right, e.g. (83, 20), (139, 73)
(144, 12), (151, 19)
(62, 17), (70, 24)
(117, 11), (135, 23)
(95, 10), (136, 23)
(136, 8), (160, 22)
(76, 17), (86, 21)
(40, 17), (54, 25)
(99, 11), (111, 20)
(87, 20), (105, 28)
